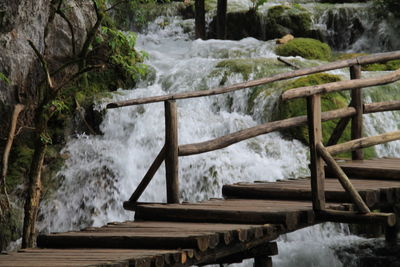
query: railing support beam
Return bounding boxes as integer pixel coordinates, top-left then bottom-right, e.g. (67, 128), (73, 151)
(307, 94), (325, 211)
(165, 100), (180, 204)
(350, 65), (364, 160)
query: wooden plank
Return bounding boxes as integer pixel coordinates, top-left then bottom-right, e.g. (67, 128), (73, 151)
(134, 204), (301, 230)
(164, 100), (179, 204)
(37, 232), (219, 252)
(350, 64), (363, 160)
(222, 184), (380, 207)
(317, 143), (370, 213)
(307, 94), (325, 210)
(106, 51), (400, 108)
(316, 209), (396, 227)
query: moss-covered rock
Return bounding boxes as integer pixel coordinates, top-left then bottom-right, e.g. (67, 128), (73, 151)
(262, 5), (318, 40)
(276, 38), (332, 61)
(271, 73), (376, 158)
(274, 73), (345, 143)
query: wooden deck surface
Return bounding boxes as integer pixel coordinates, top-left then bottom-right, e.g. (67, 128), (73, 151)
(1, 158), (400, 267)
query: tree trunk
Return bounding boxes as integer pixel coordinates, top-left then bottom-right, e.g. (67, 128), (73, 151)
(22, 115), (47, 248)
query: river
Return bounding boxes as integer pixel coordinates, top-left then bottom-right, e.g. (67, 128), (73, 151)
(37, 1), (400, 266)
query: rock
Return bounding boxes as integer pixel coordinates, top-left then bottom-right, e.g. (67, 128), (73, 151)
(0, 0), (96, 133)
(276, 34), (294, 44)
(275, 38), (332, 61)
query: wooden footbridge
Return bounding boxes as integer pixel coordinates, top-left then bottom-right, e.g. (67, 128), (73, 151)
(2, 52), (400, 266)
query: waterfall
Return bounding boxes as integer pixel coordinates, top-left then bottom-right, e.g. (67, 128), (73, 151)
(37, 2), (400, 266)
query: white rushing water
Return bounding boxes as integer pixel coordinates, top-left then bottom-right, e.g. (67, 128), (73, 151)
(38, 4), (400, 266)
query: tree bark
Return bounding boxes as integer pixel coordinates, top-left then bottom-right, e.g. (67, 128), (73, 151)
(22, 128), (47, 248)
(1, 104), (24, 212)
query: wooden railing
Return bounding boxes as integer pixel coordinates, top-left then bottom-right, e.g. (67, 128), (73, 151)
(106, 51), (400, 218)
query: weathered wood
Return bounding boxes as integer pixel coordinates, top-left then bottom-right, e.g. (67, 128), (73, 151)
(350, 65), (363, 160)
(282, 69), (400, 100)
(317, 143), (370, 213)
(164, 100), (179, 204)
(277, 57), (299, 69)
(195, 0), (206, 39)
(106, 51), (400, 108)
(325, 158), (400, 180)
(216, 0), (227, 39)
(124, 146), (165, 208)
(326, 130), (400, 155)
(326, 116), (351, 146)
(37, 233), (218, 252)
(364, 100), (400, 114)
(307, 95), (325, 211)
(134, 202), (301, 230)
(179, 107), (356, 156)
(316, 209), (396, 227)
(222, 184), (380, 207)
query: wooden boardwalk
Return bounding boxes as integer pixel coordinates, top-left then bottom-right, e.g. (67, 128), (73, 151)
(1, 158), (399, 267)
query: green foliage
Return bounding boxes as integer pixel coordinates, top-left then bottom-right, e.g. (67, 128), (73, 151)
(98, 26), (148, 82)
(7, 144), (34, 190)
(0, 72), (10, 84)
(0, 209), (22, 251)
(276, 38), (332, 61)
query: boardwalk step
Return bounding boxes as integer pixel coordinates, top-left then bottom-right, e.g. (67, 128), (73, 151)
(325, 158), (400, 180)
(133, 199), (330, 230)
(223, 178), (400, 208)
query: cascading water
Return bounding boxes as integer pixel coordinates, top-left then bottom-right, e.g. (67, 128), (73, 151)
(37, 1), (400, 266)
(310, 2), (400, 52)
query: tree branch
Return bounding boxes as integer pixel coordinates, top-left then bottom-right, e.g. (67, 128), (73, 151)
(105, 0), (129, 12)
(54, 64), (104, 94)
(55, 0), (76, 56)
(28, 40), (55, 90)
(1, 104), (25, 211)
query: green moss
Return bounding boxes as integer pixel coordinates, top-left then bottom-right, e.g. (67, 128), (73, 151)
(276, 38), (332, 61)
(263, 5), (314, 39)
(0, 209), (22, 251)
(7, 144), (34, 191)
(272, 73), (376, 158)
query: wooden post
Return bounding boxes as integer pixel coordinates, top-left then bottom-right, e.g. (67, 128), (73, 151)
(165, 100), (179, 204)
(307, 94), (325, 211)
(216, 0), (227, 39)
(350, 65), (363, 160)
(195, 0), (206, 39)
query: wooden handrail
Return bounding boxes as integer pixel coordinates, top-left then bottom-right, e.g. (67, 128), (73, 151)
(107, 51), (400, 108)
(326, 130), (400, 155)
(122, 50), (400, 215)
(179, 107), (356, 156)
(281, 69), (400, 101)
